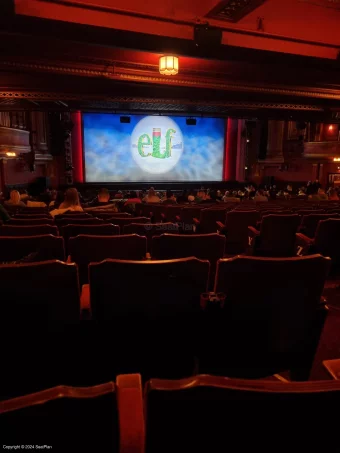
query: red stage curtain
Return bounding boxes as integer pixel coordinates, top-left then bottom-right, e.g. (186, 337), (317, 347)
(71, 111), (84, 183)
(223, 118), (238, 181)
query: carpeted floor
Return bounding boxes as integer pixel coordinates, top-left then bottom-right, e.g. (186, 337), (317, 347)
(310, 288), (340, 380)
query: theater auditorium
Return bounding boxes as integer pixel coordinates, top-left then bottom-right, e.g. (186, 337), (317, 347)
(1, 0), (340, 451)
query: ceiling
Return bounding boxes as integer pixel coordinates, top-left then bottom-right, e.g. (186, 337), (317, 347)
(13, 0), (340, 58)
(0, 0), (339, 118)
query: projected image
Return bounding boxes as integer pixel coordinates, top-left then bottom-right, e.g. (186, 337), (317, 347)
(83, 114), (225, 182)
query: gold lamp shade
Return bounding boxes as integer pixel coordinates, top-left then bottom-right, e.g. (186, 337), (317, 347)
(159, 56), (179, 75)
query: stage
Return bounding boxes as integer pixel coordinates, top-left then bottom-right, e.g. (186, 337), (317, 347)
(71, 181), (242, 193)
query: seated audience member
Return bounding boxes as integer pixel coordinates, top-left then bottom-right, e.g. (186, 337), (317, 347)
(216, 190), (222, 200)
(124, 191), (142, 213)
(195, 190), (205, 203)
(20, 190), (29, 202)
(328, 187), (339, 201)
(187, 191), (195, 203)
(318, 188), (329, 201)
(87, 188), (114, 208)
(49, 190), (64, 209)
(176, 190), (188, 204)
(222, 191), (240, 202)
(114, 190), (123, 199)
(269, 185), (277, 200)
(143, 187), (161, 203)
(50, 188), (83, 217)
(254, 189), (268, 202)
(5, 190), (26, 208)
(0, 204), (10, 222)
(162, 190), (177, 205)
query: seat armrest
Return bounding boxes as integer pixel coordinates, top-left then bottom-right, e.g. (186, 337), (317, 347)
(323, 359), (340, 380)
(216, 221), (225, 231)
(248, 226), (260, 237)
(116, 374), (145, 453)
(296, 233), (314, 246)
(81, 284), (91, 312)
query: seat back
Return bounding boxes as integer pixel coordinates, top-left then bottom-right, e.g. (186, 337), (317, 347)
(213, 255), (330, 377)
(152, 234), (225, 289)
(56, 217), (106, 228)
(297, 209), (325, 216)
(89, 257), (209, 320)
(0, 235), (65, 262)
(0, 225), (58, 236)
(61, 224), (120, 247)
(145, 376), (340, 453)
(258, 214), (300, 256)
(199, 208), (227, 233)
(225, 210), (260, 254)
(54, 212), (91, 220)
(314, 219), (340, 269)
(14, 214), (52, 219)
(91, 212), (132, 220)
(107, 216), (150, 229)
(69, 234), (147, 285)
(7, 218), (55, 225)
(300, 214), (339, 238)
(0, 260), (80, 330)
(180, 206), (204, 230)
(19, 207), (49, 214)
(0, 383), (119, 453)
(163, 206), (183, 222)
(123, 223), (179, 252)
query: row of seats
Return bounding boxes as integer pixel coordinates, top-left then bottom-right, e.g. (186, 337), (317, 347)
(1, 216), (339, 272)
(2, 370), (340, 453)
(0, 255), (331, 387)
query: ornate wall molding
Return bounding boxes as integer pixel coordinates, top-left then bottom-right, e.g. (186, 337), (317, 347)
(206, 0), (267, 22)
(1, 60), (340, 101)
(0, 92), (324, 111)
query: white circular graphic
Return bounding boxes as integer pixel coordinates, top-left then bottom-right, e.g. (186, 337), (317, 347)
(131, 116), (183, 174)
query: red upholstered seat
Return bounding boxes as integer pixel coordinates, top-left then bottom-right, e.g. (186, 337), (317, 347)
(88, 257), (209, 321)
(0, 374), (144, 453)
(107, 216), (151, 229)
(69, 234), (147, 285)
(7, 218), (55, 225)
(151, 233), (225, 290)
(0, 235), (65, 262)
(123, 223), (179, 252)
(248, 214), (300, 257)
(0, 261), (81, 398)
(205, 254), (331, 380)
(218, 210), (260, 254)
(0, 225), (58, 236)
(145, 376), (340, 453)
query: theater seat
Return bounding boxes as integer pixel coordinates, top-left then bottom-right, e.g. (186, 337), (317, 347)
(248, 214), (300, 257)
(0, 235), (65, 262)
(123, 223), (179, 252)
(0, 225), (58, 236)
(151, 233), (225, 290)
(205, 254), (331, 380)
(145, 376), (340, 453)
(7, 218), (55, 225)
(0, 260), (80, 399)
(88, 257), (210, 378)
(298, 213), (339, 238)
(69, 234), (147, 286)
(61, 223), (120, 249)
(107, 216), (151, 229)
(297, 218), (340, 275)
(0, 374), (144, 453)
